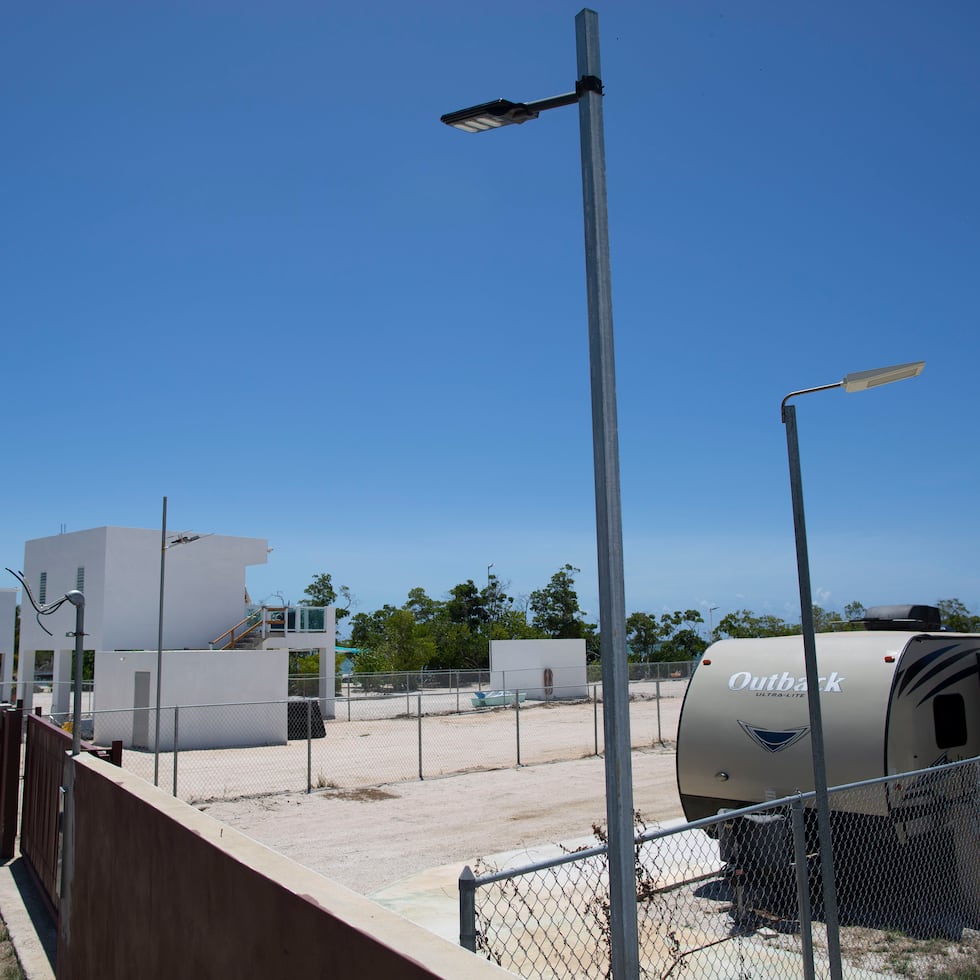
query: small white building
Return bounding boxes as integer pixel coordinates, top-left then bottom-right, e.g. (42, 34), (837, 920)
(489, 639), (588, 700)
(93, 648), (290, 750)
(0, 590), (15, 703)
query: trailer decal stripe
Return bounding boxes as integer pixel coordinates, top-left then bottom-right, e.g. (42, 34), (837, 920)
(895, 644), (980, 699)
(894, 644), (959, 697)
(913, 663), (980, 707)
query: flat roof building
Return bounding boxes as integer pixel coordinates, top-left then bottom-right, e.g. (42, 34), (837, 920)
(18, 526), (269, 711)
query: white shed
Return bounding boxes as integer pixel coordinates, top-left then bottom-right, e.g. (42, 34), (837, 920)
(489, 639), (588, 700)
(93, 648), (289, 750)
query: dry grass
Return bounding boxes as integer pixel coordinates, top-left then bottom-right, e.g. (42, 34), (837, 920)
(0, 921), (23, 980)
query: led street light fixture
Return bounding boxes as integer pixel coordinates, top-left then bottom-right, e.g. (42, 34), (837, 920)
(440, 99), (539, 133)
(440, 90), (583, 134)
(841, 361), (925, 392)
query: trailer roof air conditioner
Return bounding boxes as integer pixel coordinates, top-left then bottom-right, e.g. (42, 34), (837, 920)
(859, 605), (941, 632)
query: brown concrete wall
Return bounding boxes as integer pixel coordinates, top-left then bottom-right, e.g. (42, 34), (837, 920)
(57, 755), (504, 979)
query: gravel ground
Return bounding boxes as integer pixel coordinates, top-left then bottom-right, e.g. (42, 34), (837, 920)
(200, 696), (685, 896)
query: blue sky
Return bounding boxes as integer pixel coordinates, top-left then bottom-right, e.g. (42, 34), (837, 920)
(4, 2), (979, 631)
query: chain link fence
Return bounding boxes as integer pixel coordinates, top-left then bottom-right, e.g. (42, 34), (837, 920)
(462, 757), (980, 979)
(42, 667), (690, 803)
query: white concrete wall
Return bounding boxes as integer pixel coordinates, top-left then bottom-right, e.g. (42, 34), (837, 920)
(489, 639), (588, 700)
(0, 589), (15, 702)
(19, 527), (108, 659)
(93, 648), (288, 750)
(20, 526), (268, 655)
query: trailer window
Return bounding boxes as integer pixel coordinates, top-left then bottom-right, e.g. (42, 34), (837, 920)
(934, 693), (968, 749)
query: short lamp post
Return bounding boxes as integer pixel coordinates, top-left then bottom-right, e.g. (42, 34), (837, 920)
(441, 9), (638, 975)
(782, 360), (924, 980)
(66, 590), (86, 757)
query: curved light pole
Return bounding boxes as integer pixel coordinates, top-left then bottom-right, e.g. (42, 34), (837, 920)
(441, 11), (638, 975)
(782, 360), (923, 980)
(707, 605), (719, 644)
(65, 590), (86, 757)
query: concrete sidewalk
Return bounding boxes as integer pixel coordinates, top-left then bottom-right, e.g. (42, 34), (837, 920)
(0, 850), (56, 980)
(369, 825), (892, 980)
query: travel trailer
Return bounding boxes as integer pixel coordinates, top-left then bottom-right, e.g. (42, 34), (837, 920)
(676, 605), (980, 926)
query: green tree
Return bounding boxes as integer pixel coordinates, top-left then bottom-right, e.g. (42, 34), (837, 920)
(425, 618), (478, 670)
(375, 608), (435, 672)
(656, 610), (706, 660)
(937, 598), (980, 633)
(300, 572), (352, 621)
(289, 649), (319, 681)
(302, 572), (335, 606)
(350, 605), (436, 675)
(715, 609), (798, 639)
(404, 587), (437, 623)
(659, 627), (708, 662)
(626, 609), (706, 661)
(446, 580), (487, 632)
(843, 601), (866, 629)
(810, 605), (843, 632)
(492, 607), (543, 642)
(481, 573), (512, 632)
(530, 564), (586, 639)
(348, 605), (397, 650)
(625, 612), (663, 660)
(582, 621), (600, 661)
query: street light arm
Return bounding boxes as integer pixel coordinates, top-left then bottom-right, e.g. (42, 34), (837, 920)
(526, 90), (580, 113)
(780, 382), (842, 420)
(525, 75), (602, 112)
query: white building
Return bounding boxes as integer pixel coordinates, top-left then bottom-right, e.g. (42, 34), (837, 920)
(18, 527), (336, 731)
(20, 526), (268, 658)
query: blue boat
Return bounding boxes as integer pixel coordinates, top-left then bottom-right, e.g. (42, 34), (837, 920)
(471, 690), (527, 708)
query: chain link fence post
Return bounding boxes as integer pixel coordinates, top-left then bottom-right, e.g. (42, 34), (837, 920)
(593, 684), (599, 755)
(306, 698), (312, 794)
(417, 693), (423, 781)
(791, 795), (816, 980)
(656, 678), (662, 745)
(172, 705), (179, 798)
(459, 865), (477, 952)
(515, 690), (521, 767)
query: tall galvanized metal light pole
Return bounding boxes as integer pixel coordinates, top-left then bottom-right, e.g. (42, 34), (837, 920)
(154, 495), (169, 785)
(782, 360), (923, 980)
(441, 10), (638, 975)
(154, 497), (201, 785)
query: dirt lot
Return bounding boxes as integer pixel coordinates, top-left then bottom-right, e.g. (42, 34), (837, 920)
(200, 696), (685, 896)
